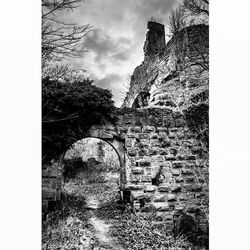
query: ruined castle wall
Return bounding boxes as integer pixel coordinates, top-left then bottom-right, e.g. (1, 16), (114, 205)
(42, 107), (208, 229)
(122, 24), (209, 110)
(116, 108), (208, 231)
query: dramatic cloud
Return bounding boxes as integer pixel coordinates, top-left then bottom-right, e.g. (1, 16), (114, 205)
(59, 0), (182, 106)
(82, 29), (132, 63)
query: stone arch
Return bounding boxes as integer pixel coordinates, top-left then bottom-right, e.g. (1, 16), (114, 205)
(62, 134), (126, 189)
(85, 124), (127, 188)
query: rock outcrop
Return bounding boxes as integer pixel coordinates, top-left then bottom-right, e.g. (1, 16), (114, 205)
(122, 23), (209, 112)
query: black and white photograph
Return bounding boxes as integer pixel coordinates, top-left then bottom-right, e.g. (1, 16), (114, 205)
(41, 0), (209, 249)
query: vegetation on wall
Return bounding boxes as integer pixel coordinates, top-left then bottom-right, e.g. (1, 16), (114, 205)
(42, 78), (117, 164)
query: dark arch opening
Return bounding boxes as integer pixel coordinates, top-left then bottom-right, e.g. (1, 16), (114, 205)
(62, 137), (123, 210)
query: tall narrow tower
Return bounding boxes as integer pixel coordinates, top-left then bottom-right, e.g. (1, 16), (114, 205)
(143, 21), (165, 57)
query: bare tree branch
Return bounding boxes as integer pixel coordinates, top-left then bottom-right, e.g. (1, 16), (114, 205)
(168, 4), (186, 36)
(183, 0), (209, 16)
(42, 0), (90, 66)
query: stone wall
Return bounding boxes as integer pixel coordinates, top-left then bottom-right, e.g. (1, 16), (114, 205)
(116, 108), (208, 231)
(42, 108), (208, 231)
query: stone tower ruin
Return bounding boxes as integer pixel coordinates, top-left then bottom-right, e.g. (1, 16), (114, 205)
(143, 21), (166, 57)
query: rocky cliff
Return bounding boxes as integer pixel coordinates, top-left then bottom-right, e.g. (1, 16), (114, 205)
(122, 23), (209, 112)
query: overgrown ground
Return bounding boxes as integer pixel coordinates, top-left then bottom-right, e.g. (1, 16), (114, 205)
(42, 160), (205, 250)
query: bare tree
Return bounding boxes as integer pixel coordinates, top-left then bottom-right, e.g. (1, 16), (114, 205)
(183, 0), (209, 16)
(42, 0), (90, 66)
(168, 4), (186, 36)
(42, 62), (87, 82)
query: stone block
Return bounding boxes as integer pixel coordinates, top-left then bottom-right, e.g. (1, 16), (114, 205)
(154, 194), (166, 202)
(125, 184), (144, 190)
(131, 191), (146, 200)
(182, 169), (194, 175)
(138, 149), (147, 156)
(145, 185), (156, 192)
(171, 184), (182, 193)
(185, 155), (196, 161)
(152, 202), (170, 211)
(185, 176), (195, 183)
(125, 138), (133, 148)
(169, 148), (178, 156)
(172, 161), (183, 168)
(141, 204), (155, 212)
(130, 126), (141, 133)
(150, 139), (160, 147)
(159, 149), (168, 155)
(168, 131), (176, 139)
(139, 160), (151, 167)
(141, 175), (152, 182)
(161, 139), (171, 148)
(186, 205), (200, 213)
(148, 149), (158, 155)
(184, 184), (202, 192)
(50, 179), (57, 189)
(165, 156), (176, 161)
(42, 189), (56, 200)
(157, 155), (165, 162)
(172, 169), (180, 176)
(175, 177), (184, 183)
(127, 133), (137, 138)
(175, 204), (186, 211)
(156, 127), (168, 132)
(164, 172), (172, 183)
(57, 179), (62, 189)
(143, 126), (155, 133)
(158, 184), (170, 192)
(150, 133), (158, 139)
(131, 175), (141, 183)
(167, 194), (176, 201)
(131, 167), (143, 174)
(179, 194), (188, 201)
(139, 133), (149, 139)
(128, 149), (137, 157)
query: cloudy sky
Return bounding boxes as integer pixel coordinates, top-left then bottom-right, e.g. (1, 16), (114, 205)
(61, 0), (182, 107)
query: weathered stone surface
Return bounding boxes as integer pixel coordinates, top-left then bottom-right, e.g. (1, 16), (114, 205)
(167, 194), (176, 201)
(145, 185), (157, 192)
(43, 22), (209, 231)
(138, 149), (147, 156)
(154, 194), (166, 202)
(172, 161), (183, 168)
(42, 189), (56, 200)
(131, 191), (147, 200)
(158, 184), (170, 192)
(182, 169), (194, 175)
(175, 176), (184, 183)
(139, 133), (149, 139)
(175, 204), (186, 211)
(131, 167), (143, 174)
(143, 126), (155, 133)
(172, 169), (180, 176)
(148, 148), (158, 155)
(150, 133), (158, 139)
(171, 184), (182, 193)
(130, 126), (141, 133)
(152, 202), (170, 211)
(185, 176), (195, 183)
(127, 149), (137, 157)
(141, 175), (152, 182)
(125, 138), (133, 148)
(125, 184), (144, 190)
(138, 160), (151, 167)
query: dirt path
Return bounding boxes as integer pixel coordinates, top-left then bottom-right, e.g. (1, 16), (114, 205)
(86, 196), (124, 250)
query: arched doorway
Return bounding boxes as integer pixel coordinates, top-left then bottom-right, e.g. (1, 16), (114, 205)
(62, 137), (123, 209)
